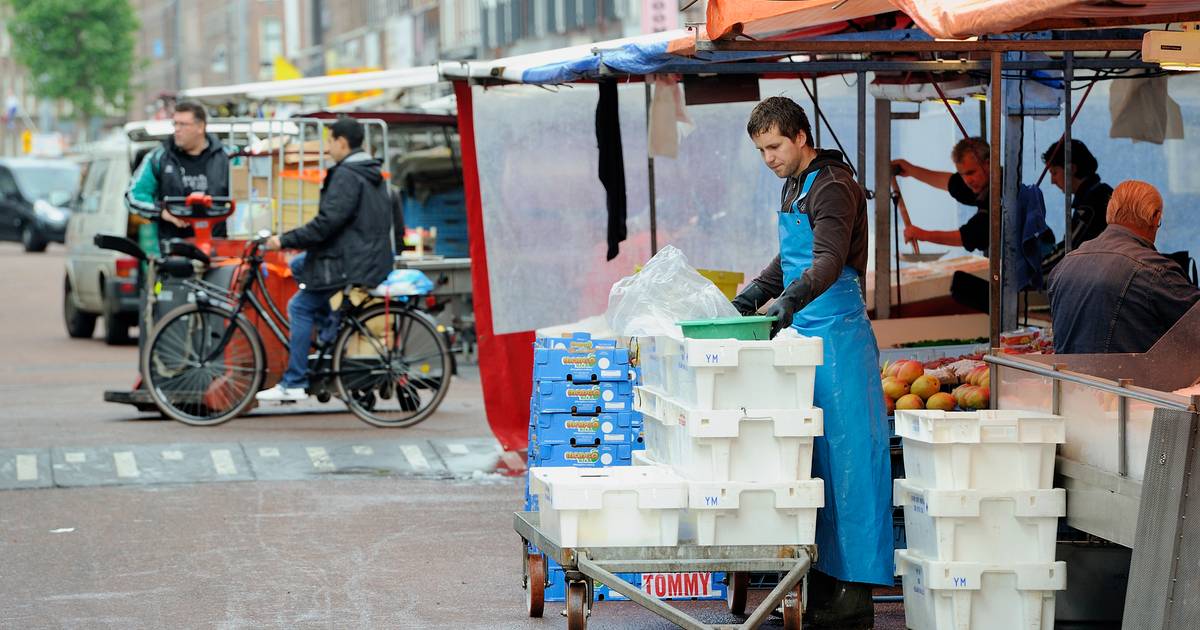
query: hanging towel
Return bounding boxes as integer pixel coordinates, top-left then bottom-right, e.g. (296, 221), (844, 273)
(648, 74), (694, 158)
(596, 79), (627, 261)
(1017, 183), (1055, 291)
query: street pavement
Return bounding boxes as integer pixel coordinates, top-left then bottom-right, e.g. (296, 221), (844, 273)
(0, 243), (906, 629)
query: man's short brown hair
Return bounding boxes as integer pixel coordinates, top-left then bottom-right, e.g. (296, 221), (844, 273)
(951, 137), (989, 166)
(746, 97), (814, 147)
(174, 100), (207, 125)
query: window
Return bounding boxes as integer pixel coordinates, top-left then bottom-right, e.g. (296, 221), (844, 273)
(212, 45), (228, 73)
(0, 168), (17, 198)
(80, 159), (111, 214)
(259, 18), (283, 67)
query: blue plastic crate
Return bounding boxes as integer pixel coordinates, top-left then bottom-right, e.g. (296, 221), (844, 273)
(532, 380), (633, 415)
(530, 442), (633, 468)
(534, 332), (620, 351)
(532, 410), (641, 445)
(533, 345), (633, 383)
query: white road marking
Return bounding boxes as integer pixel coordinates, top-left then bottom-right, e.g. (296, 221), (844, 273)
(161, 450), (184, 461)
(306, 447), (335, 471)
(210, 449), (237, 475)
(258, 447), (280, 458)
(352, 445), (374, 456)
(400, 445), (430, 471)
(64, 452), (86, 464)
(447, 443), (469, 455)
(15, 455), (37, 481)
(113, 452), (140, 478)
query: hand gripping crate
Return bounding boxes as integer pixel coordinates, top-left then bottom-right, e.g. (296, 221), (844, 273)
(896, 409), (1065, 491)
(895, 549), (1066, 630)
(635, 386), (822, 483)
(529, 466), (687, 548)
(666, 336), (823, 411)
(894, 478), (1065, 564)
(682, 479), (824, 546)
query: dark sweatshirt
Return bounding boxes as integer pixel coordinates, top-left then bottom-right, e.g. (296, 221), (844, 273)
(749, 150), (869, 309)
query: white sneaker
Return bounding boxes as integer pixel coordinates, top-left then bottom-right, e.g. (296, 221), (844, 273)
(255, 384), (308, 402)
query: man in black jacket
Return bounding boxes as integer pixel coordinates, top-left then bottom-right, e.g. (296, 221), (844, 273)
(258, 117), (393, 402)
(1040, 138), (1112, 273)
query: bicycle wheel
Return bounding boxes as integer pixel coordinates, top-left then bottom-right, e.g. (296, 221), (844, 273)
(143, 303), (265, 426)
(333, 303), (452, 428)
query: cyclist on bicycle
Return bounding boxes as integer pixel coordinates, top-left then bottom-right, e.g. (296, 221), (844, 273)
(258, 116), (394, 402)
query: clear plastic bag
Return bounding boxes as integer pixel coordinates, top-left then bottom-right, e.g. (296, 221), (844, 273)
(605, 245), (740, 338)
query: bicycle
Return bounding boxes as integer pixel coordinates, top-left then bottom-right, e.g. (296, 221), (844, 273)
(97, 195), (452, 428)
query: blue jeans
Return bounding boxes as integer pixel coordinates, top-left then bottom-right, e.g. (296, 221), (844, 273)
(282, 253), (339, 388)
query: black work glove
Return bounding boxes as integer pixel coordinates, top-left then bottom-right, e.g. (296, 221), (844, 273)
(765, 278), (812, 338)
(731, 282), (772, 316)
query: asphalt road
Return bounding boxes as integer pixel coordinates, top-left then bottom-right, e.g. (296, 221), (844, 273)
(0, 242), (906, 629)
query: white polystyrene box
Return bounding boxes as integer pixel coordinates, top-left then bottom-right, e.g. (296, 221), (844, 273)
(529, 466), (687, 548)
(896, 410), (1065, 491)
(635, 386), (823, 483)
(668, 336), (822, 411)
(894, 479), (1065, 564)
(682, 479), (824, 546)
(896, 550), (1066, 630)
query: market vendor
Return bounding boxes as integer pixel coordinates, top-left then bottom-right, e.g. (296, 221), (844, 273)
(1048, 180), (1200, 353)
(731, 96), (891, 628)
(1039, 138), (1112, 273)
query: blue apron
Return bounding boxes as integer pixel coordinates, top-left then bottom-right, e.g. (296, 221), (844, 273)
(781, 170), (893, 585)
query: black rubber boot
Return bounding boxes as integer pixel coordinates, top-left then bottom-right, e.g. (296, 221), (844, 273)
(803, 578), (875, 629)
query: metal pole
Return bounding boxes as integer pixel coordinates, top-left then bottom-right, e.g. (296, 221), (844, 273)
(1063, 51), (1075, 252)
(812, 76), (820, 147)
(979, 99), (987, 141)
(874, 98), (892, 320)
(1002, 76), (1023, 333)
(645, 81), (658, 255)
(857, 72), (867, 185)
(989, 52), (1003, 346)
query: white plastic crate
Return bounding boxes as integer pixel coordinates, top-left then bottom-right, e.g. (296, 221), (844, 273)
(896, 410), (1065, 491)
(895, 549), (1066, 630)
(650, 336), (822, 411)
(894, 478), (1065, 564)
(682, 479), (824, 546)
(635, 335), (684, 392)
(635, 386), (822, 482)
(529, 466), (687, 548)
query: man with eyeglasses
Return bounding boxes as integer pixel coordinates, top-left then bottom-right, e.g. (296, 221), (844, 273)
(125, 100), (232, 250)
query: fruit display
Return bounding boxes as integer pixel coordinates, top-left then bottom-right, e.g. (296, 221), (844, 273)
(879, 357), (991, 413)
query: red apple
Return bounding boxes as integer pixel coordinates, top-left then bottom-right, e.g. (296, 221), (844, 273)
(910, 374), (941, 400)
(882, 376), (910, 400)
(926, 392), (956, 410)
(885, 395), (896, 415)
(895, 394), (924, 410)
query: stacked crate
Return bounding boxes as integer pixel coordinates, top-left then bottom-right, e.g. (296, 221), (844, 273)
(633, 335), (826, 546)
(893, 409), (1068, 630)
(528, 333), (731, 602)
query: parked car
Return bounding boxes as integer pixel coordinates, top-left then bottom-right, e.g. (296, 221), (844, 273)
(0, 157), (82, 252)
(62, 143), (143, 344)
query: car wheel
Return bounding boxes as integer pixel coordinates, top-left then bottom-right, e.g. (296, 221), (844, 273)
(21, 223), (48, 253)
(64, 277), (97, 339)
(103, 288), (134, 346)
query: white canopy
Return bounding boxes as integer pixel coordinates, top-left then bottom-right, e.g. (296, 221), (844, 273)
(181, 66), (441, 101)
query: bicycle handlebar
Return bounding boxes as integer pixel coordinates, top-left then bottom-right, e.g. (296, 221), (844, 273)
(160, 193), (236, 220)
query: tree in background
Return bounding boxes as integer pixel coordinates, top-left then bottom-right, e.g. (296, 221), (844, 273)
(4, 0), (139, 128)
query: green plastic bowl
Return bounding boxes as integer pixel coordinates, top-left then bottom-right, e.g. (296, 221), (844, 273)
(676, 316), (777, 340)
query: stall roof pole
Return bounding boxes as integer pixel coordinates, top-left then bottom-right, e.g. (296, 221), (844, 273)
(875, 97), (892, 320)
(989, 51), (1003, 346)
(1002, 61), (1024, 333)
(858, 72), (868, 303)
(645, 82), (658, 255)
(1064, 51), (1075, 252)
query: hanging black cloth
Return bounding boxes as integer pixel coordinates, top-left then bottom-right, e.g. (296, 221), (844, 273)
(596, 79), (627, 261)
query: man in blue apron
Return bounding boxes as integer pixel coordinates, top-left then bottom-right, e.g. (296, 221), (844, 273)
(732, 97), (892, 628)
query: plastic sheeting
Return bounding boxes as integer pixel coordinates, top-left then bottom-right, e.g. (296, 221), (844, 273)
(606, 245), (740, 338)
(706, 0), (896, 41)
(470, 81), (799, 335)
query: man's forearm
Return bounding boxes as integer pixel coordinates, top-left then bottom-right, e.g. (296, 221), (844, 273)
(912, 228), (963, 247)
(903, 165), (952, 191)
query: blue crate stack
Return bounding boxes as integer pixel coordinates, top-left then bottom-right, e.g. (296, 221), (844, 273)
(401, 189), (469, 258)
(524, 333), (727, 603)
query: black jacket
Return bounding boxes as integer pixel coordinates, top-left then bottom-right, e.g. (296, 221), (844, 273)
(280, 150), (393, 291)
(126, 133), (231, 240)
